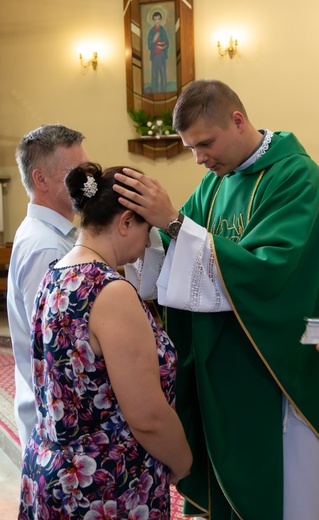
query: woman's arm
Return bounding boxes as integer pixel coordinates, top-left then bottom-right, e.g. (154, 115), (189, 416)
(89, 279), (192, 483)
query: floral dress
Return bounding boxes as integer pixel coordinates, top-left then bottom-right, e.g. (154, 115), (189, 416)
(19, 261), (177, 519)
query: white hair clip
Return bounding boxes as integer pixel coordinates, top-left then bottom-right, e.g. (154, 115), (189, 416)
(82, 176), (98, 198)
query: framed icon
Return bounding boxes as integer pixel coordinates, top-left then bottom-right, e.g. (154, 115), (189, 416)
(124, 0), (194, 117)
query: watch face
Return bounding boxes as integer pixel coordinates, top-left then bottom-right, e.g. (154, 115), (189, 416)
(167, 220), (182, 238)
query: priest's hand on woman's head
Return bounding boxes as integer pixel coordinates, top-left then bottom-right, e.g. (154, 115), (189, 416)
(113, 168), (177, 229)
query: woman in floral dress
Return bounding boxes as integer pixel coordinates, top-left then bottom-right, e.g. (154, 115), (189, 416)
(18, 163), (192, 519)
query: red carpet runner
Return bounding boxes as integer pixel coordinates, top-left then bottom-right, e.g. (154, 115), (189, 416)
(0, 341), (186, 518)
(0, 343), (21, 450)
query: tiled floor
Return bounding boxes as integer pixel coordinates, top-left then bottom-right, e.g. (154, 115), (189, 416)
(0, 305), (21, 519)
(0, 446), (20, 519)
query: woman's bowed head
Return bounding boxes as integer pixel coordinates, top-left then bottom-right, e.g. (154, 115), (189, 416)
(64, 162), (152, 268)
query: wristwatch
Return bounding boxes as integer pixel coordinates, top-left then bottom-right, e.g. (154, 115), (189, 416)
(165, 213), (184, 239)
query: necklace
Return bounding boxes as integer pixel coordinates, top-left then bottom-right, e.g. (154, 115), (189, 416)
(73, 244), (109, 265)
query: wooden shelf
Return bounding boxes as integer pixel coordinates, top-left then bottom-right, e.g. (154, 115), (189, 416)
(128, 136), (186, 160)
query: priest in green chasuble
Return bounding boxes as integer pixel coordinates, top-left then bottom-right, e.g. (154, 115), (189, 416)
(113, 79), (319, 520)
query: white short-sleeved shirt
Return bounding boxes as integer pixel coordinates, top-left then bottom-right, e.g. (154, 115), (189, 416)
(7, 203), (76, 452)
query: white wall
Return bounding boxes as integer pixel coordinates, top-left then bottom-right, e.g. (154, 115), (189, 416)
(0, 0), (318, 241)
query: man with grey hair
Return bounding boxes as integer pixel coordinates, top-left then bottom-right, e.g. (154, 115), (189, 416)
(7, 124), (88, 453)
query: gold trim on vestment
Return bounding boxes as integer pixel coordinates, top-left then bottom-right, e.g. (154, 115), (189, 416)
(208, 170), (319, 439)
(210, 459), (244, 520)
(206, 170), (266, 235)
(246, 169), (265, 222)
(206, 176), (225, 231)
(176, 457), (211, 518)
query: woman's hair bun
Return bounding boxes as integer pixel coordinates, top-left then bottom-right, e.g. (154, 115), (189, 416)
(65, 162), (102, 210)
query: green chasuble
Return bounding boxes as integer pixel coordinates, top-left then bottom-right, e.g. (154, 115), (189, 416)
(161, 132), (319, 519)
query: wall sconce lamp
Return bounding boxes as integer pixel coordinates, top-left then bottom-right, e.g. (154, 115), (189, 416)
(217, 37), (238, 59)
(79, 51), (98, 70)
